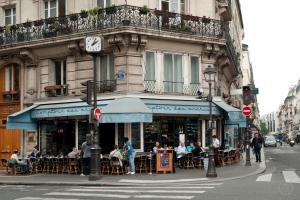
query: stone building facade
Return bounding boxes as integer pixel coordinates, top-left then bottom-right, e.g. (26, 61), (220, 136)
(1, 0), (248, 156)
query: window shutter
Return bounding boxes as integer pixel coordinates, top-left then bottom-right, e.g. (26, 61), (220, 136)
(58, 0), (66, 17)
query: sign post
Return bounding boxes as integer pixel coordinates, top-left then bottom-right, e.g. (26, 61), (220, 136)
(242, 106), (252, 166)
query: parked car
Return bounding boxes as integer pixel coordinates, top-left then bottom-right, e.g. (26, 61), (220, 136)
(264, 136), (277, 147)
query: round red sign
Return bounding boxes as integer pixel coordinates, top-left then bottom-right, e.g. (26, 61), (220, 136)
(94, 107), (101, 120)
(242, 106), (252, 116)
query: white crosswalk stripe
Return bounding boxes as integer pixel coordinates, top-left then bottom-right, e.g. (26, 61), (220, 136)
(282, 171), (300, 183)
(256, 171), (300, 184)
(256, 173), (272, 182)
(14, 183), (223, 200)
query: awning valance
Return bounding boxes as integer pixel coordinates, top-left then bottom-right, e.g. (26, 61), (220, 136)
(100, 97), (152, 123)
(6, 105), (38, 130)
(213, 97), (246, 128)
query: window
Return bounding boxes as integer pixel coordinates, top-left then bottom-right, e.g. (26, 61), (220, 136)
(45, 0), (58, 18)
(54, 60), (67, 86)
(190, 57), (199, 83)
(161, 0), (185, 13)
(145, 52), (155, 81)
(164, 54), (183, 93)
(99, 55), (114, 81)
(4, 7), (16, 25)
(4, 64), (19, 92)
(131, 123), (141, 149)
(97, 0), (111, 8)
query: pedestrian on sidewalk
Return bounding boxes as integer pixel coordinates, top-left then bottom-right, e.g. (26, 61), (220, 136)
(81, 134), (92, 176)
(251, 133), (263, 162)
(123, 137), (136, 175)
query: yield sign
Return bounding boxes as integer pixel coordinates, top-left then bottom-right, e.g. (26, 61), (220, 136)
(242, 106), (252, 116)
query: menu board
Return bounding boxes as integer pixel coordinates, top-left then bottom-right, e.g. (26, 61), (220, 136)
(156, 149), (173, 173)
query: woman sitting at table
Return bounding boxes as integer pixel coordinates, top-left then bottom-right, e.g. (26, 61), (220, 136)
(186, 142), (195, 152)
(176, 142), (187, 158)
(10, 150), (28, 173)
(29, 145), (41, 158)
(153, 141), (162, 154)
(68, 147), (79, 158)
(109, 145), (123, 166)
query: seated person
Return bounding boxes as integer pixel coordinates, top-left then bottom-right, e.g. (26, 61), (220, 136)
(192, 141), (203, 156)
(109, 145), (123, 166)
(186, 142), (195, 152)
(10, 150), (28, 173)
(68, 147), (79, 158)
(153, 141), (162, 154)
(29, 145), (41, 158)
(176, 142), (187, 158)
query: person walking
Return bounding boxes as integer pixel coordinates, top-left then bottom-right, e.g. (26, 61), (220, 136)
(81, 134), (92, 175)
(123, 137), (136, 175)
(251, 133), (263, 162)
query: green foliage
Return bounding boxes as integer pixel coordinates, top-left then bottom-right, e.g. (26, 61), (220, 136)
(260, 120), (269, 135)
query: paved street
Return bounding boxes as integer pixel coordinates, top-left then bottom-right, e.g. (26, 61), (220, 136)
(0, 143), (299, 200)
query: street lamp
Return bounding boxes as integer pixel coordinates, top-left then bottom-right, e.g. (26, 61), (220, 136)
(204, 65), (218, 178)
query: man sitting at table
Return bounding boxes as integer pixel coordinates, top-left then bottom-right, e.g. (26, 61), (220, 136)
(9, 149), (28, 173)
(186, 142), (195, 152)
(29, 145), (41, 158)
(153, 141), (162, 154)
(192, 142), (203, 156)
(176, 142), (187, 158)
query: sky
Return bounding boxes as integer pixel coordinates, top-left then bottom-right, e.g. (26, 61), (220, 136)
(240, 0), (300, 115)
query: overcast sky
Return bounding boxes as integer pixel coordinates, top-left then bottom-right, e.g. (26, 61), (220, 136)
(240, 0), (300, 115)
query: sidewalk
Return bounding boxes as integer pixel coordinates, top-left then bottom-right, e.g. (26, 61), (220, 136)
(0, 150), (266, 186)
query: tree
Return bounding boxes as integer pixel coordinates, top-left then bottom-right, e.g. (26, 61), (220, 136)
(260, 120), (269, 135)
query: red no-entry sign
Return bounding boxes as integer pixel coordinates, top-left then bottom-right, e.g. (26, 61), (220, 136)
(242, 106), (252, 116)
(94, 107), (102, 120)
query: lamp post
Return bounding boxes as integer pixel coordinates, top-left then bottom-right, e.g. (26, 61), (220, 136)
(204, 65), (217, 178)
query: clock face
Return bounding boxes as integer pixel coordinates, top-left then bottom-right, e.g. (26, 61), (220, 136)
(85, 36), (101, 53)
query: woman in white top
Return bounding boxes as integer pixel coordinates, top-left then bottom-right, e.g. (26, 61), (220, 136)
(109, 145), (123, 166)
(10, 150), (28, 172)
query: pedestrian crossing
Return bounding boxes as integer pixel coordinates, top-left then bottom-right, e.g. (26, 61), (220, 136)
(256, 170), (300, 183)
(14, 183), (223, 200)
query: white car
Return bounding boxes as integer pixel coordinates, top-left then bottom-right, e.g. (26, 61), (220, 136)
(264, 136), (277, 147)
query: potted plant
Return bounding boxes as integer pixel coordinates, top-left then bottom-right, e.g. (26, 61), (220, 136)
(45, 17), (56, 24)
(23, 19), (32, 28)
(34, 19), (44, 26)
(202, 16), (211, 23)
(139, 5), (150, 15)
(106, 5), (116, 15)
(69, 14), (78, 21)
(80, 10), (88, 18)
(58, 17), (67, 24)
(11, 24), (18, 31)
(89, 6), (101, 16)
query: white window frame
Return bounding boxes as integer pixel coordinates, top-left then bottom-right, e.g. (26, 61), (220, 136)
(144, 51), (156, 81)
(160, 0), (184, 13)
(4, 7), (16, 25)
(163, 52), (184, 93)
(97, 55), (113, 81)
(45, 0), (58, 18)
(190, 55), (201, 84)
(54, 59), (66, 85)
(4, 64), (19, 92)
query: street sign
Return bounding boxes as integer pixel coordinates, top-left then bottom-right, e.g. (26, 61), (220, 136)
(93, 107), (101, 121)
(242, 106), (252, 116)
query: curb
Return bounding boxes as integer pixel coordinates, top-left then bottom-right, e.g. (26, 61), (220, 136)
(0, 151), (267, 186)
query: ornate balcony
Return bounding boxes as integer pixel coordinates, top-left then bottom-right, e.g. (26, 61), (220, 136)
(0, 5), (224, 48)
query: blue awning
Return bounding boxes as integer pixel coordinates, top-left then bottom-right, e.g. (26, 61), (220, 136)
(100, 97), (152, 123)
(6, 105), (38, 130)
(212, 97), (246, 128)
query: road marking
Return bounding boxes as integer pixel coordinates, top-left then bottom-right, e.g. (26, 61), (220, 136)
(45, 192), (130, 198)
(75, 186), (215, 189)
(68, 188), (206, 194)
(256, 173), (272, 182)
(15, 198), (80, 200)
(282, 171), (300, 183)
(133, 195), (194, 199)
(118, 178), (209, 183)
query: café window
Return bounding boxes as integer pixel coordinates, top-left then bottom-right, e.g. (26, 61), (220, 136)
(131, 123), (141, 150)
(161, 0), (185, 13)
(97, 0), (111, 8)
(4, 7), (16, 25)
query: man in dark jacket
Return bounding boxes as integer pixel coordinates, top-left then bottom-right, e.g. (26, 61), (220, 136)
(251, 133), (263, 162)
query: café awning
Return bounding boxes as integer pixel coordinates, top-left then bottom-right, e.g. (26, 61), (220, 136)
(213, 97), (247, 128)
(100, 97), (153, 123)
(6, 105), (38, 130)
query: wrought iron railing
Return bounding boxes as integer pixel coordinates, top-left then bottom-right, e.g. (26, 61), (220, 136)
(163, 81), (184, 94)
(0, 5), (224, 47)
(144, 80), (156, 93)
(97, 80), (116, 93)
(189, 82), (202, 96)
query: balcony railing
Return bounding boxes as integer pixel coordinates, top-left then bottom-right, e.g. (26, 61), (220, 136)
(44, 85), (68, 97)
(97, 80), (116, 93)
(0, 5), (224, 47)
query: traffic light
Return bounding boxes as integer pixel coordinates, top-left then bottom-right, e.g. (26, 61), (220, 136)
(80, 80), (92, 105)
(242, 86), (252, 105)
